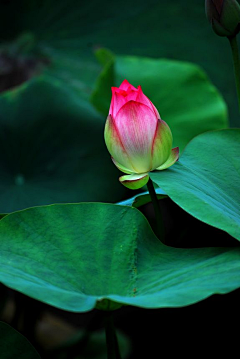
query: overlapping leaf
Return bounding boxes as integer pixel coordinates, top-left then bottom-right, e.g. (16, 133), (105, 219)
(150, 129), (240, 241)
(0, 203), (239, 312)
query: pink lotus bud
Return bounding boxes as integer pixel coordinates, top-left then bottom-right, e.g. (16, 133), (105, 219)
(104, 80), (179, 190)
(205, 0), (240, 37)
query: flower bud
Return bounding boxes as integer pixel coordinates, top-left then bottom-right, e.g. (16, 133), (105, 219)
(205, 0), (240, 37)
(104, 80), (179, 190)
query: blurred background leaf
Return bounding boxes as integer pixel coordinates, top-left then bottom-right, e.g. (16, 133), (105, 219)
(0, 0), (237, 123)
(0, 76), (128, 212)
(0, 321), (41, 359)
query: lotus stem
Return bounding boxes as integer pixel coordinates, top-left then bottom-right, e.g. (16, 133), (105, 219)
(104, 311), (121, 359)
(147, 179), (165, 243)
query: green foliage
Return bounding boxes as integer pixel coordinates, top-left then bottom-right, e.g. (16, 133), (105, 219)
(0, 2), (231, 212)
(91, 53), (228, 152)
(0, 76), (128, 212)
(0, 322), (41, 359)
(0, 203), (239, 312)
(151, 129), (240, 241)
(0, 0), (237, 125)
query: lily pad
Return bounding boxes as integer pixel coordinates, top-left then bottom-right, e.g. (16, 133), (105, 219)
(150, 129), (240, 241)
(0, 203), (239, 312)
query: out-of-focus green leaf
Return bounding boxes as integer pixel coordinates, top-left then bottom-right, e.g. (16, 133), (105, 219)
(0, 322), (41, 359)
(0, 76), (127, 212)
(91, 62), (114, 115)
(0, 203), (239, 312)
(0, 0), (238, 126)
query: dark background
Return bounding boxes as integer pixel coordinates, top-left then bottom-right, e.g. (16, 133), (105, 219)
(0, 0), (238, 126)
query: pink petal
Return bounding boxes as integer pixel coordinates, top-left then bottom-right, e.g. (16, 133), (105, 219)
(109, 90), (129, 118)
(114, 101), (158, 173)
(119, 79), (137, 91)
(125, 89), (138, 103)
(136, 86), (160, 119)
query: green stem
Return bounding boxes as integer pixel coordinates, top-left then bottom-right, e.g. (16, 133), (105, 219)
(228, 35), (240, 113)
(147, 178), (165, 243)
(104, 311), (121, 359)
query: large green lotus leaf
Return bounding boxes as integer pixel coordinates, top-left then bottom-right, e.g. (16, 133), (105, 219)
(0, 76), (127, 212)
(91, 53), (228, 151)
(150, 129), (240, 241)
(0, 322), (41, 359)
(0, 203), (239, 312)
